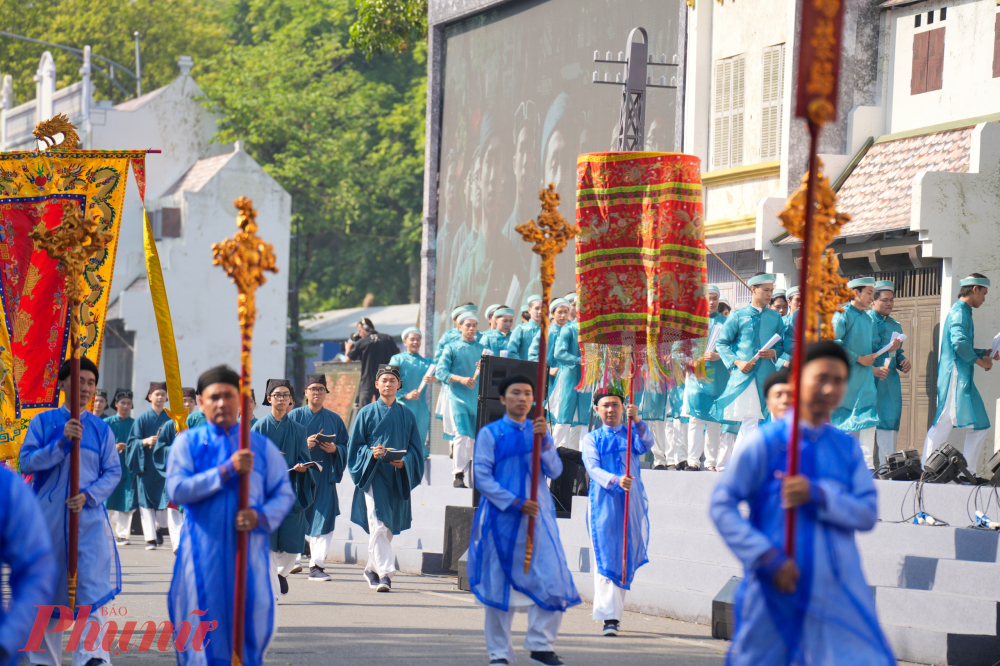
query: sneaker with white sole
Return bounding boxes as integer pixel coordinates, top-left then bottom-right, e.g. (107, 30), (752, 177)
(145, 541), (156, 551)
(309, 565), (331, 581)
(529, 652), (564, 666)
(602, 620), (619, 636)
(376, 575), (391, 592)
(363, 570), (380, 589)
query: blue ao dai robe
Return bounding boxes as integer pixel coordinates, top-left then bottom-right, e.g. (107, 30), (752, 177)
(348, 398), (426, 535)
(389, 350), (433, 445)
(832, 304), (880, 432)
(104, 415), (137, 512)
(435, 337), (488, 438)
(709, 417), (895, 665)
(869, 310), (907, 431)
(683, 311), (730, 422)
(581, 421), (653, 588)
(20, 407), (122, 608)
(482, 329), (512, 356)
(0, 466), (58, 666)
(507, 320), (540, 360)
(552, 321), (591, 426)
(287, 406), (349, 537)
(153, 410), (207, 476)
(712, 305), (787, 422)
(527, 322), (562, 363)
(932, 300), (991, 430)
(127, 408), (172, 509)
(469, 414), (580, 611)
(166, 423), (294, 666)
(251, 414), (316, 554)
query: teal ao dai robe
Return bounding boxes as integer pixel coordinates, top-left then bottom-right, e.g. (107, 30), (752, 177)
(251, 414), (316, 553)
(104, 414), (137, 512)
(832, 304), (880, 432)
(436, 337), (488, 438)
(932, 300), (991, 430)
(389, 350), (434, 445)
(868, 310), (907, 431)
(712, 305), (788, 422)
(127, 408), (172, 509)
(287, 405), (349, 537)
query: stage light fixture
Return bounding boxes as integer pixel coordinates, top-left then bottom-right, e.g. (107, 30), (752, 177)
(924, 444), (977, 484)
(878, 449), (922, 481)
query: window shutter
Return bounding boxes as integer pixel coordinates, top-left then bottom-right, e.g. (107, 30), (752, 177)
(911, 30), (928, 95)
(926, 28), (945, 91)
(713, 60), (727, 168)
(760, 44), (785, 161)
(731, 55), (745, 167)
(994, 15), (1000, 79)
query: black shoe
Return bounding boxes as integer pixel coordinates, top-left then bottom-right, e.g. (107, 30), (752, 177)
(675, 461), (688, 471)
(376, 575), (391, 592)
(686, 464), (702, 471)
(156, 532), (163, 546)
(653, 464), (667, 470)
(309, 565), (331, 581)
(83, 659), (107, 666)
(278, 574), (289, 595)
(145, 541), (157, 551)
(489, 660), (510, 665)
(529, 652), (563, 666)
(363, 570), (380, 588)
(453, 472), (467, 488)
(603, 619), (619, 636)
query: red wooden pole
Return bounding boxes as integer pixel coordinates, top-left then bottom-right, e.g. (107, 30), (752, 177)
(620, 360), (635, 587)
(67, 345), (80, 610)
(524, 310), (548, 573)
(232, 353), (251, 666)
(784, 121), (820, 558)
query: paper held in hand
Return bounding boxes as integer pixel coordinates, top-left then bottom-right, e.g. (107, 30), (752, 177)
(705, 324), (723, 354)
(472, 349), (493, 381)
(289, 461), (323, 473)
(416, 363), (437, 395)
(751, 334), (782, 362)
(874, 332), (906, 358)
(989, 332), (1000, 360)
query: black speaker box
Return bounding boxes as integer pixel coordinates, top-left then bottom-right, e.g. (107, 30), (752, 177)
(712, 576), (742, 640)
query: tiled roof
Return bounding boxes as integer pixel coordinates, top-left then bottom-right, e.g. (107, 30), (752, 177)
(833, 126), (973, 238)
(161, 152), (236, 197)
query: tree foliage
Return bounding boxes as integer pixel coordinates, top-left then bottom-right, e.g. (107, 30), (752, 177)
(0, 0), (224, 104)
(349, 0), (428, 59)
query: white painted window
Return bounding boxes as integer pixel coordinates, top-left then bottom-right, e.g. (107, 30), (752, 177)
(760, 44), (785, 161)
(712, 54), (745, 169)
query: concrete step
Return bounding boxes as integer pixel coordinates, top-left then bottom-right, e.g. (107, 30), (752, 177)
(876, 586), (997, 635)
(881, 623), (948, 665)
(568, 571), (717, 625)
(858, 522), (1000, 563)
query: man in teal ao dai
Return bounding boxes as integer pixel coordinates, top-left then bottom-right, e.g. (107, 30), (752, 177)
(252, 378), (315, 597)
(832, 277), (900, 470)
(868, 281), (911, 468)
(921, 273), (1000, 470)
(127, 381), (172, 549)
(483, 306), (516, 356)
(712, 273), (789, 459)
(434, 303), (479, 450)
(348, 364), (426, 592)
(436, 310), (487, 488)
(287, 374), (349, 582)
(152, 386), (200, 553)
(683, 285), (730, 470)
(552, 301), (592, 451)
(390, 327), (437, 446)
(507, 294), (543, 360)
(582, 391), (653, 637)
(105, 388), (137, 544)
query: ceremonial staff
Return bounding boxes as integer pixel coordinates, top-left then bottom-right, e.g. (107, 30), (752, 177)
(31, 202), (112, 610)
(516, 185), (578, 572)
(779, 0), (852, 557)
(621, 360), (636, 587)
(212, 198), (277, 666)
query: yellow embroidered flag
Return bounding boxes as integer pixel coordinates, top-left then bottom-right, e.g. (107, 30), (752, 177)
(0, 149), (144, 460)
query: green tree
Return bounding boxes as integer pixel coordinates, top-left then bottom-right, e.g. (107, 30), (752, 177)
(349, 0), (427, 59)
(0, 0), (224, 104)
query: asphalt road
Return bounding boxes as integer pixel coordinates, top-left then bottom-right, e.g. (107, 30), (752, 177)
(109, 541), (729, 666)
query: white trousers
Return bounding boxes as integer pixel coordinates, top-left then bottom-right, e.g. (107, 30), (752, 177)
(364, 489), (395, 579)
(28, 608), (111, 666)
(875, 430), (897, 469)
(665, 419), (688, 465)
(849, 428), (878, 471)
(484, 604), (562, 663)
(453, 435), (474, 477)
(553, 424), (586, 451)
(717, 432), (737, 470)
(649, 422), (667, 467)
(274, 550), (298, 576)
(108, 510), (134, 540)
(687, 419), (721, 468)
(922, 374), (991, 471)
(167, 508), (184, 553)
(719, 418), (758, 470)
(139, 507), (166, 542)
(592, 571), (627, 621)
(308, 532), (335, 567)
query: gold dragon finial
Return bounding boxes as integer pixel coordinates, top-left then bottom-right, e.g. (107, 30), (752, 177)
(33, 115), (81, 151)
(212, 197), (278, 396)
(30, 202), (113, 358)
(777, 158), (853, 341)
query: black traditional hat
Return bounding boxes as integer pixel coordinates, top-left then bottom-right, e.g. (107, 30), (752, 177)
(305, 374), (328, 390)
(197, 366), (239, 394)
(111, 389), (133, 409)
(146, 381), (167, 402)
(375, 365), (401, 382)
(263, 379), (294, 406)
(182, 387), (197, 400)
(59, 357), (99, 383)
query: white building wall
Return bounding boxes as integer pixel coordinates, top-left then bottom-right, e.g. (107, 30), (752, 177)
(886, 0), (1000, 135)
